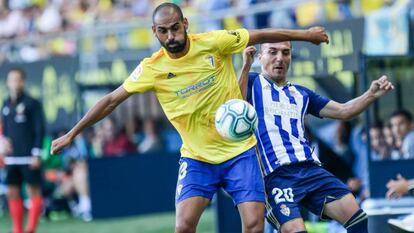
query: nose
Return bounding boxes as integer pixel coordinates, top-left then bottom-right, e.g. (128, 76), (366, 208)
(167, 30), (174, 42)
(275, 51), (283, 61)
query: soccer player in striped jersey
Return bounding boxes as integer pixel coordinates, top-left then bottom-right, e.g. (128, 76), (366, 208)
(51, 3), (329, 233)
(240, 43), (394, 233)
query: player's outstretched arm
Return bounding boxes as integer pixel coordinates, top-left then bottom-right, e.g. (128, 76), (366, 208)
(51, 85), (132, 154)
(239, 46), (257, 100)
(247, 27), (329, 46)
(320, 75), (394, 120)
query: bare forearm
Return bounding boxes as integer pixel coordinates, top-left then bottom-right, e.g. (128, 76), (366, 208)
(248, 29), (310, 46)
(341, 90), (377, 120)
(239, 63), (251, 100)
(67, 96), (117, 140)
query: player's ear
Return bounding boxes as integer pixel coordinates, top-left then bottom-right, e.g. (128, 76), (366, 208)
(183, 17), (189, 31)
(152, 25), (156, 35)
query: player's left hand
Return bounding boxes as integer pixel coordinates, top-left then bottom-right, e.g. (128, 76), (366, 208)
(369, 75), (394, 98)
(386, 174), (409, 199)
(30, 156), (42, 169)
(243, 46), (257, 66)
(307, 27), (329, 45)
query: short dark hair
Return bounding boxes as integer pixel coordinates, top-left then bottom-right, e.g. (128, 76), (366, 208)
(152, 2), (184, 23)
(390, 109), (413, 122)
(259, 41), (292, 53)
(8, 67), (26, 80)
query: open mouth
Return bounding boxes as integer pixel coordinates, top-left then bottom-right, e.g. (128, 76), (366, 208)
(274, 66), (284, 71)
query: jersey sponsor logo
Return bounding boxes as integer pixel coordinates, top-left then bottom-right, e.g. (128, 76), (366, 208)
(226, 30), (241, 43)
(167, 72), (176, 79)
(175, 76), (215, 98)
(130, 65), (142, 81)
(264, 102), (300, 119)
(280, 204), (290, 217)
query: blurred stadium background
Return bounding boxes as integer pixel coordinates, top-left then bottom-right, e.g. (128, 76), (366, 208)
(1, 0), (414, 232)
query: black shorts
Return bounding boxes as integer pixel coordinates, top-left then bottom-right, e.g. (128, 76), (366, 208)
(5, 165), (43, 186)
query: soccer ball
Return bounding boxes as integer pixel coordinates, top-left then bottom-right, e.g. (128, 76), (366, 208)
(215, 99), (258, 141)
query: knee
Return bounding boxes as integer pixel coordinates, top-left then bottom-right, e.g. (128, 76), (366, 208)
(175, 220), (196, 233)
(243, 217), (264, 233)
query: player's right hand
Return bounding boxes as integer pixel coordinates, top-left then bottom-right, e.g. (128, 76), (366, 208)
(51, 134), (72, 155)
(243, 46), (257, 66)
(307, 27), (329, 45)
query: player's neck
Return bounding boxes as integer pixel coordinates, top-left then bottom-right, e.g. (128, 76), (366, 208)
(262, 73), (288, 87)
(167, 38), (191, 59)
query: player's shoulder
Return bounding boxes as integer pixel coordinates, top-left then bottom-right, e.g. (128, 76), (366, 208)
(190, 31), (215, 41)
(248, 72), (260, 79)
(248, 72), (261, 84)
(22, 93), (41, 107)
(142, 49), (165, 66)
(291, 84), (313, 94)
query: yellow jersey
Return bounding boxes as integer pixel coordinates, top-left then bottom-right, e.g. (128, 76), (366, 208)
(123, 29), (256, 164)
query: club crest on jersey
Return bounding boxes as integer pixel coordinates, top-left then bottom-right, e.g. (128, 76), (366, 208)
(280, 204), (290, 216)
(130, 65), (142, 81)
(289, 87), (299, 97)
(16, 103), (25, 114)
(2, 106), (9, 116)
(263, 84), (272, 90)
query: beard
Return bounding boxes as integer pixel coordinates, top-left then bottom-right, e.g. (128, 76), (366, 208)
(158, 31), (187, 54)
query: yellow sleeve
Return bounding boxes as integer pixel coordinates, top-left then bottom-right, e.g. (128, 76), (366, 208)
(122, 60), (154, 93)
(213, 28), (250, 55)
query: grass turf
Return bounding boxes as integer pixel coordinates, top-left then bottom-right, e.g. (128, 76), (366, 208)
(1, 208), (215, 233)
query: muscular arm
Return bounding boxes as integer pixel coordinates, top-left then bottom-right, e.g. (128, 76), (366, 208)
(248, 27), (329, 46)
(239, 46), (257, 100)
(320, 75), (394, 120)
(51, 85), (131, 154)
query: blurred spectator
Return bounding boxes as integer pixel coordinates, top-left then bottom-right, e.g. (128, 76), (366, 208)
(137, 118), (162, 154)
(386, 174), (414, 232)
(383, 121), (402, 160)
(369, 121), (389, 160)
(102, 118), (136, 156)
(36, 2), (62, 33)
(0, 6), (26, 38)
(390, 109), (414, 159)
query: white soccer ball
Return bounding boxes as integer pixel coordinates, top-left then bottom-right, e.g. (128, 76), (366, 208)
(215, 99), (258, 141)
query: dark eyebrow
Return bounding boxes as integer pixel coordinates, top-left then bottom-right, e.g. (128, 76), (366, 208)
(156, 22), (180, 30)
(267, 47), (291, 52)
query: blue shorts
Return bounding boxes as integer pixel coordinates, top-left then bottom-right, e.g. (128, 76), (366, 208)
(175, 146), (265, 205)
(264, 162), (351, 229)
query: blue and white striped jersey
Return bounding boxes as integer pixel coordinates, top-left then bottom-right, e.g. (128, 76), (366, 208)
(247, 72), (330, 176)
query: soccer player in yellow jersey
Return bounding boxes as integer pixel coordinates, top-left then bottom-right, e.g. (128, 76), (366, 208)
(52, 2), (329, 233)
